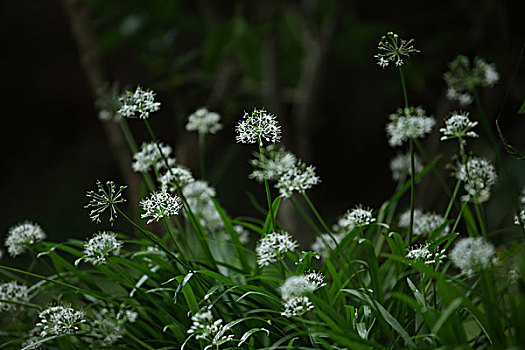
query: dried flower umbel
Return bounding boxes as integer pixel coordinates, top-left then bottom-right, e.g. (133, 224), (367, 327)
(85, 180), (127, 225)
(374, 32), (419, 69)
(140, 190), (182, 224)
(255, 231), (298, 267)
(117, 86), (160, 119)
(81, 231), (122, 265)
(386, 107), (435, 147)
(236, 108), (281, 146)
(5, 221), (46, 257)
(0, 281), (29, 312)
(185, 107), (222, 135)
(449, 237), (495, 277)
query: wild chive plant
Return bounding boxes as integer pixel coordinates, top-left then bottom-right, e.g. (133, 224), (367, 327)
(2, 33), (525, 350)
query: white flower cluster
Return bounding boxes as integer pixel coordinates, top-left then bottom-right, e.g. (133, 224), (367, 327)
(158, 166), (195, 191)
(406, 244), (446, 265)
(275, 162), (320, 198)
(236, 108), (281, 146)
(399, 209), (449, 237)
(140, 190), (182, 224)
(456, 157), (497, 203)
(449, 237), (495, 277)
(340, 206), (376, 228)
(440, 112), (478, 142)
(390, 153), (423, 181)
(444, 55), (499, 106)
(255, 231), (298, 267)
(515, 187), (525, 229)
(5, 222), (46, 257)
(82, 231), (122, 265)
(386, 107), (435, 147)
(185, 107), (222, 135)
(374, 32), (419, 68)
(90, 306), (138, 346)
(132, 142), (175, 173)
(85, 180), (127, 225)
(187, 310), (234, 345)
(182, 180), (223, 231)
(311, 233), (342, 258)
(250, 145), (297, 183)
(36, 305), (86, 337)
(280, 272), (324, 317)
(117, 86), (161, 119)
(0, 281), (29, 312)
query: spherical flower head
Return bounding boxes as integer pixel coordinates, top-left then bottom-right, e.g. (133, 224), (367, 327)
(255, 231), (298, 267)
(280, 273), (325, 301)
(185, 107), (223, 135)
(0, 281), (29, 312)
(456, 157), (497, 203)
(446, 87), (473, 107)
(236, 108), (281, 146)
(85, 180), (127, 226)
(91, 305), (137, 346)
(374, 32), (419, 69)
(5, 221), (46, 257)
(399, 209), (449, 237)
(132, 141), (175, 173)
(275, 162), (320, 198)
(182, 180), (223, 231)
(390, 153), (423, 181)
(514, 209), (525, 229)
(250, 145), (297, 183)
(187, 310), (234, 344)
(140, 190), (182, 224)
(312, 233), (342, 258)
(440, 112), (478, 142)
(341, 206), (375, 228)
(36, 305), (85, 337)
(281, 296), (314, 317)
(449, 237), (495, 277)
(406, 243), (446, 265)
(117, 86), (160, 119)
(82, 231), (122, 265)
(386, 107), (436, 147)
(158, 166), (195, 191)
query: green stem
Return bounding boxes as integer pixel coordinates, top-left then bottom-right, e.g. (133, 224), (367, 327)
(302, 193), (340, 247)
(398, 66), (409, 109)
(475, 203), (488, 240)
(408, 138), (415, 245)
(258, 141), (274, 232)
(198, 133), (206, 179)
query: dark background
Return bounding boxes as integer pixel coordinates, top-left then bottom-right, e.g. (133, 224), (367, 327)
(1, 0), (524, 248)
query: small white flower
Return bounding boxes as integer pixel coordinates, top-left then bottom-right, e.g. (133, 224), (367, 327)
(398, 209), (449, 236)
(456, 157), (497, 203)
(85, 180), (127, 225)
(140, 190), (182, 224)
(386, 107), (435, 147)
(233, 225), (250, 244)
(440, 112), (478, 141)
(0, 281), (29, 312)
(390, 153), (423, 181)
(250, 145), (297, 183)
(82, 232), (122, 265)
(275, 162), (320, 198)
(520, 187), (525, 204)
(374, 32), (419, 69)
(158, 166), (195, 191)
(446, 87), (473, 106)
(255, 231), (298, 267)
(406, 244), (446, 265)
(280, 273), (325, 301)
(185, 107), (222, 134)
(187, 310), (234, 345)
(5, 222), (46, 257)
(311, 233), (342, 258)
(341, 206), (375, 228)
(377, 57), (389, 68)
(281, 296), (314, 317)
(117, 86), (160, 119)
(182, 181), (223, 231)
(90, 305), (137, 346)
(236, 108), (281, 146)
(36, 305), (85, 337)
(132, 142), (175, 173)
(449, 237), (495, 277)
(514, 209), (525, 229)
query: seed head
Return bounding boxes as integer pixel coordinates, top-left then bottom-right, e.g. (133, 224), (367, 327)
(85, 180), (127, 225)
(5, 221), (46, 257)
(236, 108), (281, 146)
(185, 107), (222, 135)
(117, 86), (160, 119)
(374, 32), (419, 69)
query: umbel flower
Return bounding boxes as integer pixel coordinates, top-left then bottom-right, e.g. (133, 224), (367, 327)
(90, 306), (138, 346)
(390, 153), (423, 181)
(85, 180), (127, 225)
(406, 244), (446, 265)
(275, 162), (320, 198)
(5, 221), (46, 257)
(185, 107), (222, 134)
(514, 210), (525, 229)
(132, 141), (175, 173)
(158, 166), (195, 191)
(187, 310), (234, 345)
(280, 272), (324, 318)
(236, 108), (281, 146)
(140, 190), (182, 224)
(444, 55), (499, 106)
(36, 305), (85, 337)
(399, 209), (449, 237)
(117, 86), (161, 119)
(374, 32), (419, 69)
(440, 112), (478, 142)
(182, 180), (223, 231)
(340, 206), (376, 228)
(255, 231), (298, 267)
(386, 106), (435, 147)
(311, 233), (342, 258)
(0, 281), (29, 312)
(250, 145), (297, 183)
(449, 237), (495, 277)
(282, 296), (314, 318)
(456, 157), (497, 203)
(80, 231), (122, 265)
